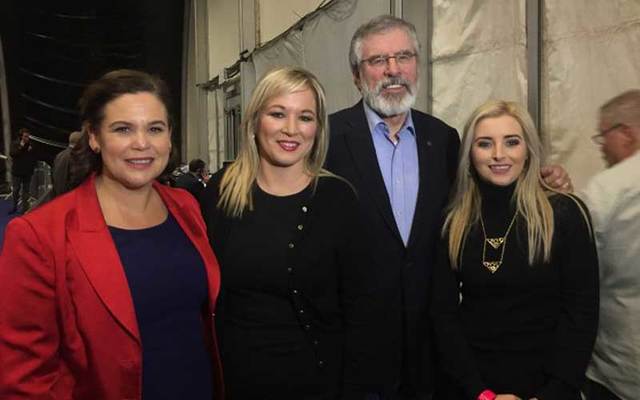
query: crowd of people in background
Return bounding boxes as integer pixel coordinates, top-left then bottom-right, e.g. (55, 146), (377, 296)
(0, 13), (638, 400)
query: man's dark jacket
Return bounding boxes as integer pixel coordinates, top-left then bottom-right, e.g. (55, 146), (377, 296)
(326, 100), (460, 394)
(174, 172), (205, 199)
(9, 139), (37, 177)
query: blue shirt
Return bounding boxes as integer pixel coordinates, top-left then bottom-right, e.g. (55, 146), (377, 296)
(364, 102), (419, 245)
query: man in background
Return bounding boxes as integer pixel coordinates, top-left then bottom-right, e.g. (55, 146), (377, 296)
(51, 130), (83, 197)
(174, 158), (208, 199)
(582, 89), (640, 400)
(8, 128), (37, 214)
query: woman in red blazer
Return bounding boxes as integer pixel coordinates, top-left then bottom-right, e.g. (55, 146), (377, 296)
(0, 70), (223, 399)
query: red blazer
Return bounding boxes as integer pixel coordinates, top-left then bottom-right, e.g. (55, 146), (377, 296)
(0, 176), (224, 400)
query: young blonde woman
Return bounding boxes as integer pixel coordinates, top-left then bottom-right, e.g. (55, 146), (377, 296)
(431, 100), (598, 400)
(199, 66), (381, 399)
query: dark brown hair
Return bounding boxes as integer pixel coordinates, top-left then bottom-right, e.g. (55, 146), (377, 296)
(70, 69), (173, 188)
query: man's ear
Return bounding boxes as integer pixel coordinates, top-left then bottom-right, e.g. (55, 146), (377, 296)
(620, 124), (636, 145)
(625, 126), (640, 151)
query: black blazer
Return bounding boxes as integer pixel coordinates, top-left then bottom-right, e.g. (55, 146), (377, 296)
(9, 138), (37, 177)
(326, 101), (460, 393)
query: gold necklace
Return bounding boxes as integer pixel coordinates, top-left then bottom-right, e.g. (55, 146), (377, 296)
(479, 212), (517, 274)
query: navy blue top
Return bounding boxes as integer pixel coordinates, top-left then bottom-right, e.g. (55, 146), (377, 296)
(109, 213), (213, 399)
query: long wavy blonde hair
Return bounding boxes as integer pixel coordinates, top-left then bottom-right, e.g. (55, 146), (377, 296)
(443, 100), (556, 269)
(218, 66), (332, 217)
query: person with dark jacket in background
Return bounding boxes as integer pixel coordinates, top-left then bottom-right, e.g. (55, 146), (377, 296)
(174, 158), (207, 198)
(51, 130), (83, 197)
(8, 128), (37, 214)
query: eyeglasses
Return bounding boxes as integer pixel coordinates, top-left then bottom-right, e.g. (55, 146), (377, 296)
(591, 123), (624, 145)
(361, 51), (417, 68)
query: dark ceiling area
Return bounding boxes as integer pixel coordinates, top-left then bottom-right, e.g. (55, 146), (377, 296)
(0, 0), (185, 163)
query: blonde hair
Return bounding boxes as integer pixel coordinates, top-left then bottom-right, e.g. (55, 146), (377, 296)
(218, 66), (332, 217)
(443, 100), (556, 268)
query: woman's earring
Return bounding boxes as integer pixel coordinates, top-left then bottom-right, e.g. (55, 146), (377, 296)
(93, 147), (101, 154)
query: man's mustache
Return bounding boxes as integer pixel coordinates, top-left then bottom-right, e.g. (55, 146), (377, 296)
(375, 77), (413, 95)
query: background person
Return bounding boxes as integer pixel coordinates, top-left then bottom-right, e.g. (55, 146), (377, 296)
(0, 69), (223, 400)
(8, 127), (37, 214)
(200, 66), (380, 399)
(582, 89), (640, 400)
(431, 100), (598, 400)
(51, 129), (83, 197)
(174, 158), (208, 198)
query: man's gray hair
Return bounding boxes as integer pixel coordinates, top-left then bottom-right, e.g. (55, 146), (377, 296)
(349, 15), (420, 77)
(600, 89), (640, 128)
(69, 131), (83, 147)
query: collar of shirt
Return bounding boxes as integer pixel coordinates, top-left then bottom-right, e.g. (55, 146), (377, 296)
(363, 101), (415, 143)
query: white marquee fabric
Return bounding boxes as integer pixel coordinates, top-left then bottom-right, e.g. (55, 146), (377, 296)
(543, 0), (640, 189)
(250, 0), (390, 114)
(431, 0), (528, 136)
(189, 0), (640, 185)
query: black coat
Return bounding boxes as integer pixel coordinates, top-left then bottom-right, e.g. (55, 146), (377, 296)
(9, 138), (37, 177)
(326, 101), (460, 394)
(174, 172), (205, 199)
(51, 147), (72, 196)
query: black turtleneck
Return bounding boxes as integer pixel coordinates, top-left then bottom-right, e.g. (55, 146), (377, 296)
(431, 180), (599, 400)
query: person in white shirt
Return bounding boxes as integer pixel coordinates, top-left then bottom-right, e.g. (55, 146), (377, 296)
(581, 89), (640, 400)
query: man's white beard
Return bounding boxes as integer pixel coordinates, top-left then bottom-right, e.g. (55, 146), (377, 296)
(362, 76), (417, 117)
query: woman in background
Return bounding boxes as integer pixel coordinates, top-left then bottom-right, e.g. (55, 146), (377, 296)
(431, 100), (598, 400)
(0, 69), (223, 400)
(200, 66), (381, 399)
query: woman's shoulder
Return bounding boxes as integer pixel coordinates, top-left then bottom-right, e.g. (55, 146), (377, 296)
(7, 185), (83, 244)
(548, 191), (593, 232)
(316, 174), (358, 203)
(317, 173), (356, 194)
(156, 181), (199, 207)
(548, 191), (588, 215)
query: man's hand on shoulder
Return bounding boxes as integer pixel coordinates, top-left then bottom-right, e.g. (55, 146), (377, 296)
(541, 164), (573, 192)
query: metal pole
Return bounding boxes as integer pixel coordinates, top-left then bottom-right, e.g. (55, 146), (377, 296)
(391, 0), (403, 17)
(526, 0), (541, 131)
(0, 34), (12, 184)
(425, 0), (433, 114)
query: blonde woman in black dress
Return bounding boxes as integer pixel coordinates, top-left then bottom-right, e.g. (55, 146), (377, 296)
(431, 100), (598, 400)
(200, 66), (381, 399)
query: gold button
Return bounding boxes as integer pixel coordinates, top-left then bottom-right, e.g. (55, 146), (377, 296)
(302, 206), (308, 212)
(297, 224), (303, 230)
(288, 243), (294, 249)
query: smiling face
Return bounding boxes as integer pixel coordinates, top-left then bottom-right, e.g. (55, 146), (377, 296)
(256, 87), (318, 174)
(355, 27), (418, 117)
(471, 115), (528, 186)
(88, 92), (172, 190)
